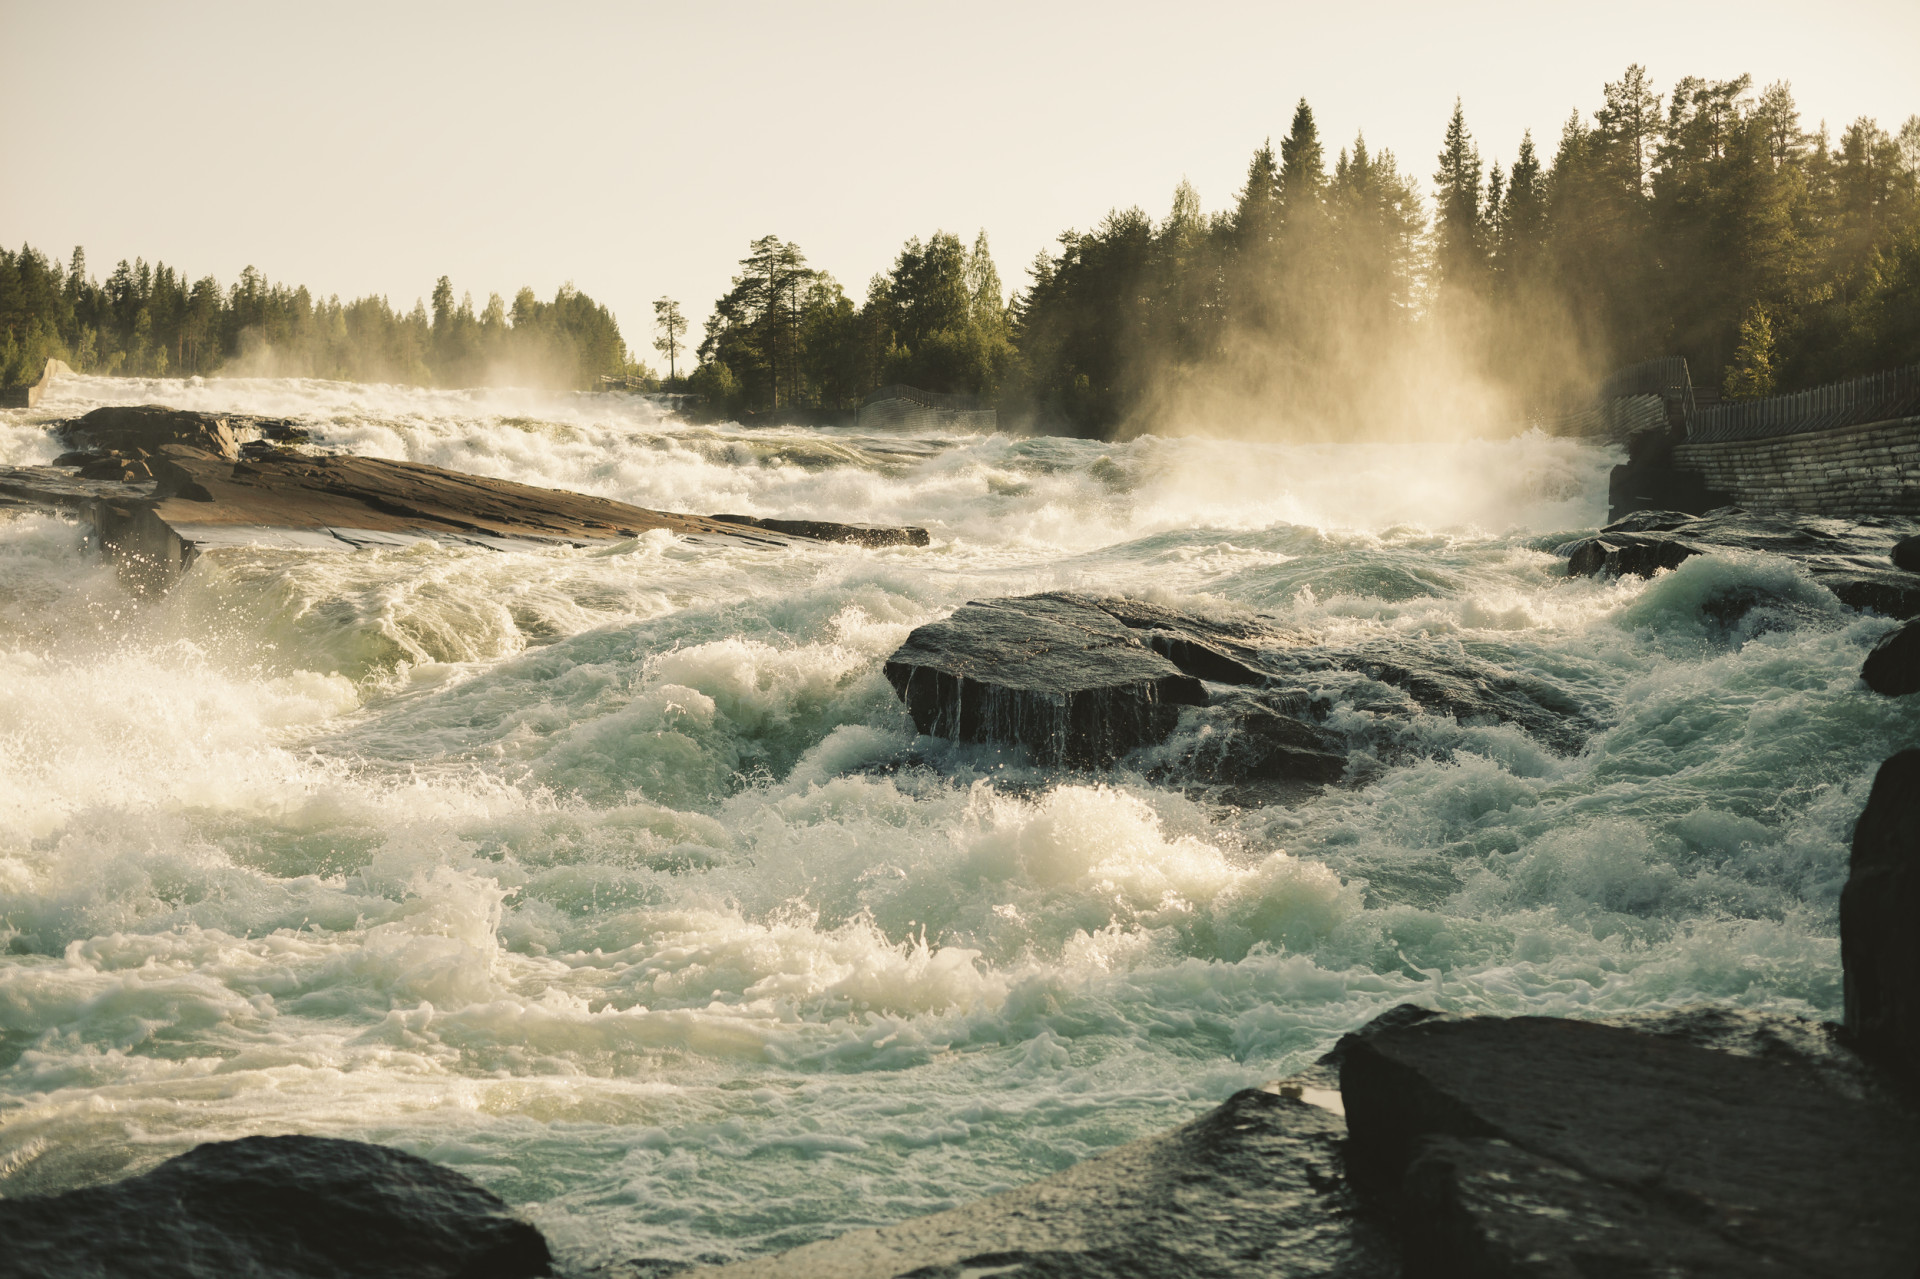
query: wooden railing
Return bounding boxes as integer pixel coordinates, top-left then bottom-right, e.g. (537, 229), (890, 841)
(1686, 365), (1920, 444)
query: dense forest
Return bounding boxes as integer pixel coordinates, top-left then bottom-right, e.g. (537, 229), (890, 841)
(691, 67), (1920, 434)
(3, 64), (1917, 435)
(0, 252), (635, 391)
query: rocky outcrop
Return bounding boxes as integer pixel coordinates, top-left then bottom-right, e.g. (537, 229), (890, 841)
(1563, 507), (1920, 617)
(2, 406), (931, 591)
(884, 593), (1591, 770)
(1844, 750), (1920, 1091)
(682, 1086), (1393, 1279)
(1340, 1010), (1920, 1278)
(0, 357), (71, 409)
(0, 1135), (550, 1279)
(883, 594), (1209, 767)
(1894, 534), (1920, 573)
(58, 404), (243, 459)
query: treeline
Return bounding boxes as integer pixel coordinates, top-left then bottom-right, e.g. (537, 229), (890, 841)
(5, 65), (1917, 433)
(689, 66), (1920, 434)
(0, 249), (637, 390)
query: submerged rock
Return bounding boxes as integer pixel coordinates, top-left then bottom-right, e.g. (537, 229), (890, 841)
(883, 594), (1208, 767)
(681, 1087), (1394, 1279)
(1564, 506), (1920, 617)
(885, 593), (1591, 771)
(1844, 750), (1920, 1091)
(0, 1135), (551, 1279)
(1339, 1010), (1920, 1278)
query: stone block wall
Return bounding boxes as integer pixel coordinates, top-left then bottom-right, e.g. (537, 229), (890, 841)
(1672, 415), (1920, 516)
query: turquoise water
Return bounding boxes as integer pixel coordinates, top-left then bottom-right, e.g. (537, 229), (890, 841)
(0, 376), (1907, 1272)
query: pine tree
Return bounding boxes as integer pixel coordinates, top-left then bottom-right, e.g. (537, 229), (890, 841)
(1433, 99), (1487, 293)
(1278, 99), (1326, 212)
(652, 296), (687, 380)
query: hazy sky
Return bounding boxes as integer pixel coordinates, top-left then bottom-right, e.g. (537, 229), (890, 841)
(6, 0), (1917, 362)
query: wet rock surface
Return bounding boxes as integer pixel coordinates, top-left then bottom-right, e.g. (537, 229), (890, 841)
(678, 1088), (1395, 1279)
(1340, 1010), (1920, 1278)
(1563, 507), (1920, 617)
(0, 1134), (551, 1279)
(885, 593), (1592, 772)
(1844, 750), (1920, 1091)
(883, 594), (1209, 767)
(709, 512), (930, 548)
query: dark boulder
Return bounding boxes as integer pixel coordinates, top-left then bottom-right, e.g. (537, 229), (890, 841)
(709, 513), (930, 548)
(1863, 620), (1920, 695)
(883, 594), (1207, 767)
(0, 1134), (551, 1279)
(1339, 1010), (1920, 1278)
(57, 404), (241, 461)
(1893, 534), (1920, 573)
(1844, 751), (1920, 1090)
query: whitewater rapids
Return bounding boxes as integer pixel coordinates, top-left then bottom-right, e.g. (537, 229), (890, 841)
(0, 376), (1906, 1272)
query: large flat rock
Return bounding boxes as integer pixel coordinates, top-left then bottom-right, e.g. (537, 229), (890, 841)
(678, 1088), (1393, 1279)
(5, 406), (930, 590)
(1339, 1011), (1920, 1277)
(0, 1134), (549, 1279)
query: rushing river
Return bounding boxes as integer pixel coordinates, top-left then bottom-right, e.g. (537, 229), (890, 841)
(0, 377), (1907, 1272)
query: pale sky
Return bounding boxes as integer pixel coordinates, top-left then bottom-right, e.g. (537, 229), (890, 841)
(5, 0), (1917, 362)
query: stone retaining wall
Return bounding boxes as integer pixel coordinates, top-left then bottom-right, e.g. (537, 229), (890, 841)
(1672, 415), (1920, 516)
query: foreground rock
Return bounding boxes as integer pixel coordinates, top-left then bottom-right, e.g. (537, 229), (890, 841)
(1563, 507), (1920, 617)
(1, 405), (929, 590)
(885, 592), (1589, 771)
(0, 1135), (550, 1279)
(681, 1087), (1394, 1279)
(1340, 1010), (1920, 1278)
(1844, 750), (1920, 1091)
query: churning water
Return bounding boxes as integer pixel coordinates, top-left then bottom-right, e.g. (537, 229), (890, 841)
(0, 377), (1908, 1271)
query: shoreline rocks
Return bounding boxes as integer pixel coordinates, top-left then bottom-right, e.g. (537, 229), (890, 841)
(1563, 506), (1920, 618)
(1340, 1010), (1920, 1277)
(0, 1135), (550, 1279)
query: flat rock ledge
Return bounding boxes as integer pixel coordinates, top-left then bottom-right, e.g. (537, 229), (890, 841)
(0, 1134), (550, 1279)
(1562, 507), (1920, 618)
(884, 592), (1588, 771)
(0, 405), (929, 590)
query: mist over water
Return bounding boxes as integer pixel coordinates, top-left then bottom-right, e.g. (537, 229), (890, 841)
(1, 376), (1908, 1271)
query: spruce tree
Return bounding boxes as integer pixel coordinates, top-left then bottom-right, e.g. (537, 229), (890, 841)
(1433, 99), (1487, 292)
(1279, 99), (1326, 211)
